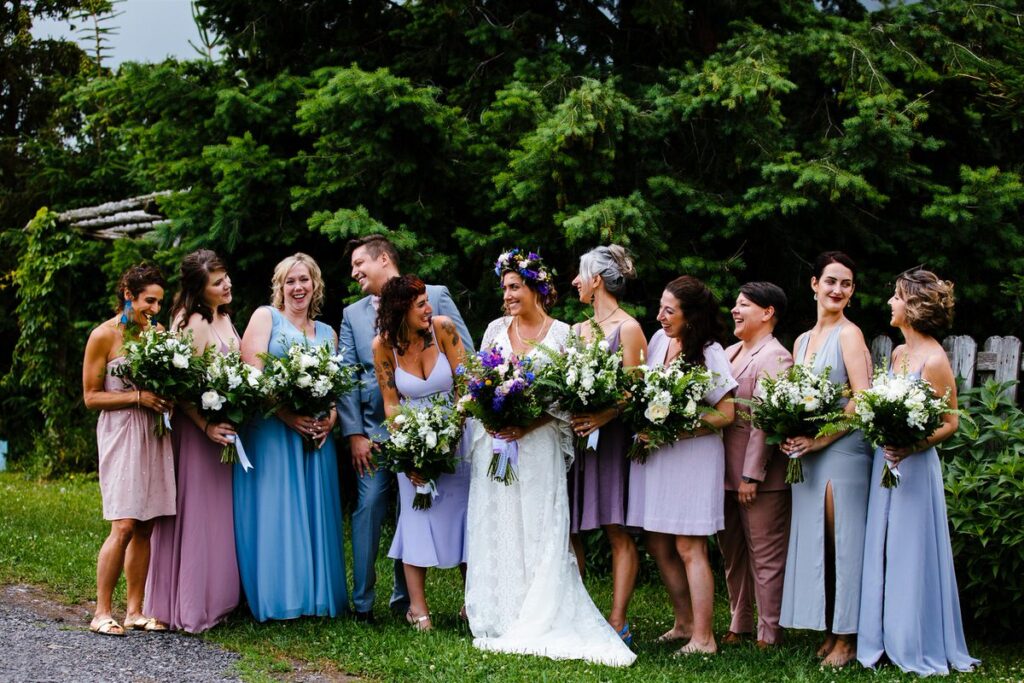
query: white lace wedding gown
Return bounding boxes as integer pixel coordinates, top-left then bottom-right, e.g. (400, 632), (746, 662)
(464, 317), (636, 667)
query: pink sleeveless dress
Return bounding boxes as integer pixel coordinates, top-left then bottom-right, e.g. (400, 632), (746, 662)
(96, 357), (175, 521)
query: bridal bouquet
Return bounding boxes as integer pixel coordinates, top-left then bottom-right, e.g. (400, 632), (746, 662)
(746, 364), (844, 484)
(113, 328), (204, 436)
(455, 346), (543, 484)
(193, 347), (263, 468)
(848, 371), (950, 488)
(259, 339), (358, 453)
(535, 325), (625, 452)
(622, 358), (717, 464)
(381, 397), (463, 509)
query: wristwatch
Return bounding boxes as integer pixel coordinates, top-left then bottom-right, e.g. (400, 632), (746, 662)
(741, 476), (760, 484)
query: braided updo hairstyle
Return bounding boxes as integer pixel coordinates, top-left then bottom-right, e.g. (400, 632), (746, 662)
(896, 269), (955, 337)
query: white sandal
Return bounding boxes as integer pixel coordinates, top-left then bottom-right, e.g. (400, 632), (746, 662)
(406, 609), (432, 631)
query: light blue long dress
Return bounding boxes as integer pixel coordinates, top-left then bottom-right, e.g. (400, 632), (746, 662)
(857, 366), (978, 675)
(780, 323), (873, 633)
(233, 306), (348, 621)
(387, 349), (471, 568)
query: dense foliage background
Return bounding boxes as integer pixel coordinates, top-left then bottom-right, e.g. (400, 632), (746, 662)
(3, 1), (1023, 470)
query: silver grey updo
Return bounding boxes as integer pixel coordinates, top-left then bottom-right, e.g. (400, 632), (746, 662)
(578, 245), (637, 297)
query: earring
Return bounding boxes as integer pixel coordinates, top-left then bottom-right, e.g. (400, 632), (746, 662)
(812, 293), (817, 301)
(120, 299), (133, 325)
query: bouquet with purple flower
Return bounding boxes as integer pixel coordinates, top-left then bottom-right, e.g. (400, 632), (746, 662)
(456, 346), (543, 484)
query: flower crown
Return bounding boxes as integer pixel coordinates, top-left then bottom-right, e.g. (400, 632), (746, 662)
(494, 248), (554, 296)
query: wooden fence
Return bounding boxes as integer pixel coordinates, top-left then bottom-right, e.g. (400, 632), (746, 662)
(870, 335), (1023, 402)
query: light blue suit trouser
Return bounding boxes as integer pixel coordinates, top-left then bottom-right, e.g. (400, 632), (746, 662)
(351, 467), (408, 613)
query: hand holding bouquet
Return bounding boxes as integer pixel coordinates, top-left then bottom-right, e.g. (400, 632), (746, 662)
(622, 358), (717, 464)
(194, 347), (263, 467)
(850, 370), (950, 488)
(260, 339), (358, 453)
(113, 328), (204, 436)
(535, 325), (625, 452)
(455, 347), (542, 484)
(381, 397), (463, 509)
(747, 364), (843, 484)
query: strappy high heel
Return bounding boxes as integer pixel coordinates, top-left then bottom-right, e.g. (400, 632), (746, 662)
(617, 621), (633, 646)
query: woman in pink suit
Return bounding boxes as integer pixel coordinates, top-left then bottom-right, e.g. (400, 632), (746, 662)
(718, 282), (794, 649)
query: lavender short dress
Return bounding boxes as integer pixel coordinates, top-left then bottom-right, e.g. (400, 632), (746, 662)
(387, 351), (471, 568)
(625, 333), (738, 535)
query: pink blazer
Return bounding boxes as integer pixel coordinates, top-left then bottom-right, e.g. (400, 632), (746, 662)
(723, 336), (794, 492)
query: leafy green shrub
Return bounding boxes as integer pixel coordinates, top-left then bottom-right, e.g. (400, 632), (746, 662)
(939, 380), (1024, 639)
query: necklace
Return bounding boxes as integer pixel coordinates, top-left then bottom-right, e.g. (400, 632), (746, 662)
(514, 315), (551, 345)
(591, 305), (621, 328)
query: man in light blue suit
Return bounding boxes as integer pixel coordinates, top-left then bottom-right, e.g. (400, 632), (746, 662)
(338, 234), (474, 621)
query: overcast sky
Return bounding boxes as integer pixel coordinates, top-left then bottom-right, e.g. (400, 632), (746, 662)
(31, 0), (208, 66)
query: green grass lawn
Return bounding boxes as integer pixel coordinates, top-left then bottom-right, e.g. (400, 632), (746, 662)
(1, 472), (1020, 682)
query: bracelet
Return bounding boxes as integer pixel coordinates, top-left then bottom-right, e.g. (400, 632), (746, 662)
(135, 390), (141, 408)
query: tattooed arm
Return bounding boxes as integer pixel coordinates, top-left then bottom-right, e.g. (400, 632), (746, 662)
(371, 335), (401, 420)
(433, 315), (466, 381)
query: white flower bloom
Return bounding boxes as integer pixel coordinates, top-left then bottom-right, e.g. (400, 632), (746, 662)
(645, 402), (671, 423)
(296, 373), (312, 388)
(299, 353), (318, 370)
(684, 399), (698, 416)
(424, 431), (438, 449)
(172, 352), (190, 369)
(201, 390), (224, 412)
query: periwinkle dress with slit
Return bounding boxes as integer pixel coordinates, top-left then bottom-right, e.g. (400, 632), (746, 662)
(233, 306), (348, 621)
(780, 323), (873, 634)
(386, 349), (470, 569)
(145, 333), (241, 633)
(568, 323), (630, 532)
(857, 367), (978, 675)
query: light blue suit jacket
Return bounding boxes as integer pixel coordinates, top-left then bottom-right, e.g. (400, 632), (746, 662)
(338, 284), (474, 441)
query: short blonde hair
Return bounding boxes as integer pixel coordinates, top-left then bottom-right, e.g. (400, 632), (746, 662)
(270, 253), (325, 319)
(896, 269), (955, 337)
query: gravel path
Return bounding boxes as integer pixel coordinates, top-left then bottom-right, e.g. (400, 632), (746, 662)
(0, 584), (241, 683)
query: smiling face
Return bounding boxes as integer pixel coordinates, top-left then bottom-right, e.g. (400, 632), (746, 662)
(571, 270), (600, 304)
(351, 245), (391, 296)
(656, 289), (686, 339)
(203, 269), (232, 310)
(502, 272), (540, 317)
(126, 284), (164, 323)
(731, 293), (773, 341)
(405, 292), (433, 334)
(812, 262), (855, 314)
(888, 285), (907, 328)
(283, 263), (313, 316)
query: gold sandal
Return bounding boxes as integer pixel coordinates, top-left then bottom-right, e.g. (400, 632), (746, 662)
(405, 609), (432, 632)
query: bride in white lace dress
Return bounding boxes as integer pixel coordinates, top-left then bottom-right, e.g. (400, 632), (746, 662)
(464, 250), (636, 667)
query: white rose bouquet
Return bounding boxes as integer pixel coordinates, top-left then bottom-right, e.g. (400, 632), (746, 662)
(622, 358), (717, 464)
(259, 339), (358, 453)
(113, 328), (204, 436)
(849, 370), (951, 488)
(193, 347), (263, 467)
(381, 397), (463, 509)
(535, 324), (625, 452)
(746, 364), (844, 484)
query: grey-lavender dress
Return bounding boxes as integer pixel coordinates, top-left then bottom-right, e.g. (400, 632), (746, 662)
(568, 324), (630, 532)
(780, 323), (872, 634)
(857, 366), (978, 675)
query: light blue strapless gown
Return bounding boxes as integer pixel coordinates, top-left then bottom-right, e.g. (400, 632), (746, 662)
(857, 368), (978, 675)
(233, 306), (348, 621)
(387, 350), (471, 568)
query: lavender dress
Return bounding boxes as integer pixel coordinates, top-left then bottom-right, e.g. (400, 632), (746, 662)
(568, 323), (630, 532)
(387, 351), (470, 568)
(96, 358), (175, 521)
(145, 335), (241, 633)
(625, 333), (738, 535)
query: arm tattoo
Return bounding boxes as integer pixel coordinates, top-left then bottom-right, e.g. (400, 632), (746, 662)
(376, 357), (398, 390)
(440, 319), (461, 348)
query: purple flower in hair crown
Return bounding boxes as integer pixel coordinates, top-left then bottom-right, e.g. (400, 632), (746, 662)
(494, 248), (554, 296)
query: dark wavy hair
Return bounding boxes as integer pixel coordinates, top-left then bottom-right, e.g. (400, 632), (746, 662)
(377, 274), (432, 354)
(664, 275), (726, 366)
(170, 249), (230, 331)
(115, 263), (166, 311)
